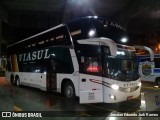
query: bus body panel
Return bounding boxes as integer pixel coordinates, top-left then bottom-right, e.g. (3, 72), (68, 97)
(140, 76), (156, 82)
(37, 73), (47, 91)
(137, 54), (160, 83)
(79, 74), (103, 103)
(7, 72), (47, 90)
(103, 78), (141, 103)
(29, 73), (37, 87)
(139, 69), (160, 83)
(138, 61), (156, 82)
(139, 61), (155, 76)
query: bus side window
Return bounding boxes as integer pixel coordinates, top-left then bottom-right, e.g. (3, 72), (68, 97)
(67, 21), (83, 42)
(68, 19), (97, 42)
(70, 30), (82, 41)
(30, 63), (41, 73)
(80, 56), (101, 75)
(23, 63), (31, 72)
(50, 26), (71, 46)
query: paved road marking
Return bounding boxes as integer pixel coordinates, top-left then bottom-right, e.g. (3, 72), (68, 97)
(131, 108), (141, 113)
(14, 106), (23, 111)
(51, 105), (59, 108)
(142, 86), (160, 90)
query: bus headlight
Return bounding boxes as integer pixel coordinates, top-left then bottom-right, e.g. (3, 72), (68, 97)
(111, 84), (119, 90)
(138, 82), (142, 87)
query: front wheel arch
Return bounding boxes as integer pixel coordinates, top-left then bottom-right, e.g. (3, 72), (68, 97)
(62, 79), (75, 100)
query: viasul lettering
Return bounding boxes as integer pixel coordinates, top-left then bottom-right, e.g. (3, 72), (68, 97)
(19, 49), (50, 62)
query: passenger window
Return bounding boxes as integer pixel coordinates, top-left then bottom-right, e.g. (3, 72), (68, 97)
(80, 56), (102, 75)
(23, 63), (31, 72)
(49, 26), (71, 45)
(30, 62), (41, 73)
(67, 19), (97, 42)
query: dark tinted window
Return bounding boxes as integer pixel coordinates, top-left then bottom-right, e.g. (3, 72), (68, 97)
(7, 25), (72, 55)
(79, 54), (102, 76)
(49, 25), (71, 46)
(67, 19), (97, 43)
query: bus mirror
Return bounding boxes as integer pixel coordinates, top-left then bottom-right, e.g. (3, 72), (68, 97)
(134, 45), (154, 61)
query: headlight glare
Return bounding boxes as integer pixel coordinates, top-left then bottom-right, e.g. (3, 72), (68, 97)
(111, 84), (119, 90)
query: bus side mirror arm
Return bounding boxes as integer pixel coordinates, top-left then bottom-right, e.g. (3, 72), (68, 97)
(99, 38), (117, 56)
(134, 45), (154, 61)
(77, 38), (117, 57)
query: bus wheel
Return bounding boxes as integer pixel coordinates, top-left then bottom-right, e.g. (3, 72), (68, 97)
(15, 77), (20, 86)
(64, 81), (75, 100)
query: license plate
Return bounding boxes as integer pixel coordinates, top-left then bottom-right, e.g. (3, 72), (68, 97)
(127, 96), (133, 100)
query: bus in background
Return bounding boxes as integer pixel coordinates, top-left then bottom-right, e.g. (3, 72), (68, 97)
(136, 45), (160, 86)
(6, 16), (141, 104)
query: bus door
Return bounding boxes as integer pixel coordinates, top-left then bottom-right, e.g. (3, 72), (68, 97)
(79, 55), (103, 103)
(47, 60), (57, 91)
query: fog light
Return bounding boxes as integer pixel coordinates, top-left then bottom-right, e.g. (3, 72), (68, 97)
(111, 95), (114, 99)
(110, 94), (116, 100)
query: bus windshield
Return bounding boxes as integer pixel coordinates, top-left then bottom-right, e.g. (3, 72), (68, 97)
(103, 50), (139, 81)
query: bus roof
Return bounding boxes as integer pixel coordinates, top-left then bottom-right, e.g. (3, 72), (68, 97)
(7, 16), (126, 48)
(8, 16), (99, 47)
(67, 16), (126, 31)
(7, 24), (64, 48)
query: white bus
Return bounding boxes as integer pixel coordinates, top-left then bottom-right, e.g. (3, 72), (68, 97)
(136, 48), (160, 86)
(6, 16), (141, 103)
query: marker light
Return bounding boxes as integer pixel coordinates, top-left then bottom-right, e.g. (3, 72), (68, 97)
(87, 66), (100, 72)
(121, 37), (128, 43)
(111, 84), (119, 90)
(138, 82), (142, 87)
(94, 16), (98, 19)
(51, 54), (55, 56)
(88, 30), (95, 37)
(110, 94), (116, 100)
(110, 95), (115, 99)
(117, 51), (125, 55)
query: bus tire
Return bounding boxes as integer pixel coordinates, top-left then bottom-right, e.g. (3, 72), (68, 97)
(64, 81), (75, 100)
(156, 77), (160, 86)
(15, 76), (20, 87)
